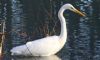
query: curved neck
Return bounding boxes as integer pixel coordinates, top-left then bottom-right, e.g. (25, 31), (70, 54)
(58, 8), (67, 46)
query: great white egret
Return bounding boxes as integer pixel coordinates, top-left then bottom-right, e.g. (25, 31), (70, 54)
(11, 3), (85, 56)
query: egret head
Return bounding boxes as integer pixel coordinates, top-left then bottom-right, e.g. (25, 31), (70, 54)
(62, 3), (85, 16)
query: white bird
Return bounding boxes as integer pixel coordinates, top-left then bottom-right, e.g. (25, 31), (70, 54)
(11, 3), (85, 56)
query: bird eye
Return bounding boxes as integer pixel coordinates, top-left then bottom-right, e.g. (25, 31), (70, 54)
(70, 7), (73, 9)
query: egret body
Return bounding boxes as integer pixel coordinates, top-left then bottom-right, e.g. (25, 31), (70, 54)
(11, 3), (85, 56)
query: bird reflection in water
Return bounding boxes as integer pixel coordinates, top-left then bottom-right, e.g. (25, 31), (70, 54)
(11, 55), (61, 60)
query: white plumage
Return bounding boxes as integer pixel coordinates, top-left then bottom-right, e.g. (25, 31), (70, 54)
(11, 3), (85, 56)
(11, 36), (61, 56)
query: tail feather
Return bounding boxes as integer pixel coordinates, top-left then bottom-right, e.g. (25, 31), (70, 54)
(10, 45), (30, 55)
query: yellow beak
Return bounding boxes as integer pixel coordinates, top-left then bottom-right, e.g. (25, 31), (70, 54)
(73, 9), (85, 16)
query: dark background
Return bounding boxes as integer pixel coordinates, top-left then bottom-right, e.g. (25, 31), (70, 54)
(0, 0), (100, 60)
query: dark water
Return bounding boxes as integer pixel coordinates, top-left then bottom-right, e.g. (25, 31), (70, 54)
(0, 0), (100, 60)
